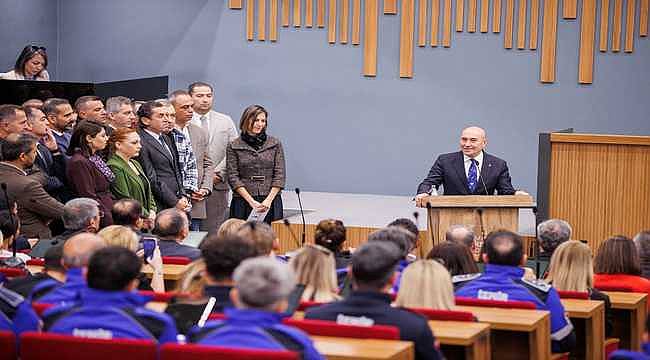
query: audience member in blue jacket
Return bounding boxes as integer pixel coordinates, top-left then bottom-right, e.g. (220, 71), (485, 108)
(0, 286), (24, 332)
(189, 257), (324, 360)
(42, 246), (178, 343)
(609, 315), (650, 359)
(454, 230), (576, 353)
(367, 226), (416, 294)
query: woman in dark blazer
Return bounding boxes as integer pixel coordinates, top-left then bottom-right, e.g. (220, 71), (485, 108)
(226, 105), (286, 224)
(107, 127), (157, 220)
(66, 120), (114, 227)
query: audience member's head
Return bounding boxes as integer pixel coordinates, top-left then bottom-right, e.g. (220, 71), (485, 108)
(395, 260), (454, 310)
(238, 104), (268, 135)
(105, 96), (136, 129)
(87, 246), (141, 292)
(350, 241), (402, 292)
(200, 233), (257, 284)
(314, 219), (346, 254)
(0, 104), (28, 138)
(0, 133), (38, 168)
(0, 210), (20, 251)
(24, 106), (49, 138)
(483, 230), (525, 267)
(111, 199), (143, 229)
(237, 221), (279, 256)
(537, 219), (572, 255)
(427, 241), (479, 276)
(368, 227), (414, 260)
(231, 257), (296, 312)
(22, 99), (43, 109)
(14, 45), (48, 79)
(98, 225), (139, 252)
(545, 240), (593, 292)
(153, 208), (189, 242)
(169, 90), (194, 124)
(67, 120), (107, 157)
(594, 235), (641, 276)
(108, 127), (141, 160)
(290, 244), (340, 302)
(445, 224), (476, 249)
(138, 100), (171, 134)
(216, 218), (246, 238)
(43, 98), (75, 133)
(388, 218), (419, 239)
(634, 230), (650, 278)
(62, 198), (101, 233)
(62, 232), (106, 269)
(43, 244), (65, 275)
(188, 82), (214, 114)
(74, 96), (107, 123)
(175, 259), (206, 299)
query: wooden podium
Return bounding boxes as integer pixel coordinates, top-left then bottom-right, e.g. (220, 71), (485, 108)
(422, 195), (535, 255)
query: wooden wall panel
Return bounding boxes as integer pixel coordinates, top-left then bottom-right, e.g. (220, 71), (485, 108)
(456, 0), (465, 31)
(271, 0), (279, 41)
(480, 0), (489, 32)
(418, 0), (429, 46)
(504, 0), (515, 48)
(468, 0), (478, 32)
(247, 0), (255, 40)
(352, 0), (361, 44)
(600, 0), (610, 51)
(563, 0), (577, 19)
(385, 0), (398, 14)
(363, 0), (379, 76)
(443, 0), (453, 46)
(540, 0), (558, 82)
(493, 0), (502, 32)
(328, 0), (337, 43)
(400, 0), (416, 78)
(612, 0), (623, 52)
(625, 0), (636, 52)
(529, 0), (539, 49)
(230, 0), (243, 9)
(431, 0), (440, 45)
(305, 0), (314, 27)
(517, 0), (528, 49)
(293, 0), (301, 26)
(641, 0), (649, 36)
(579, 0), (597, 83)
(258, 0), (267, 40)
(282, 0), (290, 26)
(317, 0), (325, 27)
(341, 0), (350, 44)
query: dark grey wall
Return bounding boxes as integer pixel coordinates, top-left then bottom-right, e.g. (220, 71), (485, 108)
(0, 0), (58, 77)
(10, 0), (650, 196)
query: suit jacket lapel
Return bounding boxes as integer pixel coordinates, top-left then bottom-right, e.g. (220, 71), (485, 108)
(142, 131), (174, 164)
(478, 152), (492, 194)
(454, 151), (470, 194)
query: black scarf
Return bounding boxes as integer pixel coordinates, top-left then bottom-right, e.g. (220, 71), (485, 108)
(241, 131), (267, 150)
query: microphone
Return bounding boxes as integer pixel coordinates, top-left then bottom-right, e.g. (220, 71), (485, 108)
(476, 208), (487, 260)
(425, 202), (435, 246)
(295, 188), (306, 246)
(283, 219), (301, 249)
(478, 162), (490, 195)
(1, 183), (23, 268)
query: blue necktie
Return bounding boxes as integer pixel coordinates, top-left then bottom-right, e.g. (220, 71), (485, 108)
(468, 159), (478, 192)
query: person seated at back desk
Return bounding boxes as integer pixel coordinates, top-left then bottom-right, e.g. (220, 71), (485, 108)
(454, 230), (576, 354)
(5, 245), (65, 297)
(152, 208), (200, 261)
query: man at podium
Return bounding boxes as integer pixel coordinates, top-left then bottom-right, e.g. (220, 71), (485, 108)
(415, 126), (523, 207)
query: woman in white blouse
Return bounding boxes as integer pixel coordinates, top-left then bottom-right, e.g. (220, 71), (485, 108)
(0, 45), (50, 81)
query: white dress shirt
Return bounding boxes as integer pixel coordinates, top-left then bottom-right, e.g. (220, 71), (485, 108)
(463, 151), (484, 178)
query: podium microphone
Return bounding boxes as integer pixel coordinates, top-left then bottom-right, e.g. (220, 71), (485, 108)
(283, 219), (301, 249)
(1, 183), (23, 268)
(295, 188), (306, 246)
(425, 202), (435, 245)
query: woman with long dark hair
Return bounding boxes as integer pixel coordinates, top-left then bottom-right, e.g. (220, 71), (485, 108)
(1, 45), (50, 81)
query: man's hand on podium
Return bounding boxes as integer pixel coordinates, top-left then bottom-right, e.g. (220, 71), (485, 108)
(514, 190), (529, 196)
(415, 193), (429, 207)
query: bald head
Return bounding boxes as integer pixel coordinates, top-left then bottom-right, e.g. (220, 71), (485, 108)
(62, 233), (106, 269)
(445, 225), (476, 249)
(460, 126), (487, 158)
(153, 208), (189, 242)
(483, 230), (524, 266)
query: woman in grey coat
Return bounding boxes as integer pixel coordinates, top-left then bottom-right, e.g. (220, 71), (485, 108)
(226, 105), (285, 224)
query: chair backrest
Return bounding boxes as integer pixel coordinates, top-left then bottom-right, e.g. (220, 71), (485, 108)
(25, 259), (45, 267)
(207, 313), (226, 321)
(283, 318), (400, 340)
(0, 331), (16, 360)
(0, 267), (27, 279)
(296, 300), (324, 312)
(31, 302), (54, 317)
(594, 284), (635, 292)
(407, 307), (475, 321)
(137, 291), (179, 303)
(455, 296), (537, 309)
(557, 290), (589, 299)
(20, 332), (157, 360)
(160, 343), (299, 360)
(161, 256), (191, 265)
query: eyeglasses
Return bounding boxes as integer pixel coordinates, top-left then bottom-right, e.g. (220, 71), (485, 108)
(305, 243), (333, 256)
(98, 210), (105, 218)
(30, 45), (46, 52)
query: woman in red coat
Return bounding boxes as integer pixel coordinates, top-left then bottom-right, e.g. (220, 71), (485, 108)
(594, 235), (650, 304)
(66, 120), (114, 227)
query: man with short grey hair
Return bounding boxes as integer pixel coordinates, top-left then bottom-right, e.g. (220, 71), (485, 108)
(537, 219), (572, 258)
(188, 257), (324, 359)
(106, 96), (136, 130)
(446, 224), (476, 249)
(153, 208), (200, 260)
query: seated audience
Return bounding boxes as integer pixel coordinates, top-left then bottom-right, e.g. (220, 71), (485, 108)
(0, 104), (28, 141)
(0, 285), (25, 332)
(106, 96), (137, 131)
(43, 98), (75, 157)
(395, 259), (454, 310)
(427, 241), (480, 280)
(24, 106), (66, 194)
(42, 246), (178, 343)
(545, 240), (613, 336)
(216, 218), (246, 237)
(537, 219), (572, 263)
(594, 235), (650, 296)
(0, 210), (31, 262)
(97, 225), (164, 293)
(315, 219), (351, 269)
(445, 224), (476, 250)
(236, 221), (280, 257)
(609, 315), (650, 359)
(66, 121), (114, 227)
(0, 133), (64, 238)
(454, 230), (575, 353)
(290, 244), (341, 303)
(164, 260), (206, 335)
(5, 245), (65, 297)
(153, 208), (200, 260)
(74, 96), (107, 124)
(0, 45), (50, 81)
(111, 199), (148, 234)
(368, 226), (416, 293)
(189, 257), (324, 359)
(40, 198), (102, 251)
(388, 218), (420, 253)
(305, 241), (443, 360)
(634, 230), (650, 279)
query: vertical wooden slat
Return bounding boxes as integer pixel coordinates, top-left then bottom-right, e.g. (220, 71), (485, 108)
(563, 0), (577, 19)
(418, 0), (429, 46)
(612, 0), (623, 52)
(504, 0), (515, 48)
(443, 0), (453, 45)
(364, 0), (379, 76)
(431, 0), (440, 45)
(317, 0), (325, 27)
(400, 0), (416, 78)
(230, 0), (243, 9)
(352, 0), (361, 44)
(600, 0), (610, 50)
(641, 0), (649, 36)
(493, 0), (502, 32)
(468, 0), (478, 32)
(480, 0), (489, 32)
(293, 0), (301, 26)
(282, 0), (290, 26)
(624, 0), (636, 52)
(540, 0), (558, 82)
(271, 0), (279, 41)
(328, 0), (337, 43)
(579, 0), (596, 83)
(259, 0), (267, 40)
(341, 0), (350, 43)
(247, 0), (255, 40)
(529, 0), (539, 49)
(517, 0), (527, 49)
(306, 0), (314, 27)
(385, 0), (398, 14)
(456, 0), (465, 31)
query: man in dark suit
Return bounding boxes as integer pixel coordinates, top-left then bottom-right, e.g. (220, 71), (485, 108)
(415, 126), (524, 206)
(152, 208), (200, 260)
(24, 107), (66, 195)
(135, 100), (189, 212)
(42, 98), (75, 158)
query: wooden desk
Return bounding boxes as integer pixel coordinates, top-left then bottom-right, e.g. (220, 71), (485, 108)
(312, 335), (414, 360)
(604, 292), (648, 351)
(141, 264), (188, 281)
(430, 320), (490, 360)
(456, 305), (551, 360)
(561, 299), (605, 360)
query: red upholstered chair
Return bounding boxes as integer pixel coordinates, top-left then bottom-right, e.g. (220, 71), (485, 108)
(161, 256), (191, 265)
(0, 267), (27, 279)
(296, 300), (324, 311)
(31, 302), (54, 317)
(283, 318), (400, 340)
(207, 313), (226, 321)
(557, 291), (589, 299)
(25, 259), (45, 266)
(455, 296), (537, 309)
(160, 343), (299, 360)
(20, 332), (157, 360)
(137, 291), (180, 303)
(0, 331), (16, 360)
(593, 284), (635, 292)
(604, 338), (620, 358)
(407, 307), (475, 321)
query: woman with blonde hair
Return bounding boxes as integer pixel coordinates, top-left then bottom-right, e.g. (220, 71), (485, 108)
(290, 244), (341, 303)
(165, 259), (208, 335)
(216, 218), (246, 237)
(395, 260), (454, 310)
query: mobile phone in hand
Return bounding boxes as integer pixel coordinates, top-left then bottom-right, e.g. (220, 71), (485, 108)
(142, 236), (157, 263)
